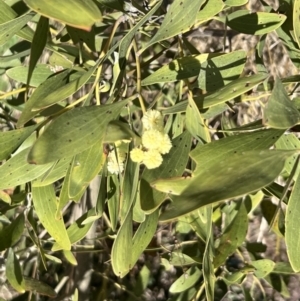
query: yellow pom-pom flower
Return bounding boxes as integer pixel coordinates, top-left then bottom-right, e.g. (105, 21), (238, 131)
(142, 129), (163, 150)
(142, 109), (164, 131)
(142, 129), (172, 155)
(107, 150), (125, 175)
(130, 147), (144, 163)
(143, 149), (163, 169)
(157, 133), (172, 154)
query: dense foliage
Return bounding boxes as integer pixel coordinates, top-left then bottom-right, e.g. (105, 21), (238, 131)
(1, 0), (300, 300)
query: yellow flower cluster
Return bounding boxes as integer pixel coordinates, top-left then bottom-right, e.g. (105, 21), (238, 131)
(107, 142), (127, 175)
(130, 110), (172, 169)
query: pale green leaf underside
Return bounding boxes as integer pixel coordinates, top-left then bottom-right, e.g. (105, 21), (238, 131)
(32, 64), (98, 111)
(252, 259), (275, 278)
(275, 133), (300, 176)
(224, 0), (248, 7)
(17, 69), (70, 126)
(0, 1), (34, 42)
(131, 210), (159, 268)
(6, 65), (54, 87)
(28, 99), (129, 164)
(24, 0), (102, 30)
(33, 156), (73, 187)
(52, 208), (97, 251)
(111, 210), (133, 277)
(170, 266), (202, 293)
(0, 12), (32, 47)
(0, 148), (52, 190)
(197, 0), (224, 22)
(32, 185), (71, 250)
(0, 125), (37, 161)
(68, 144), (105, 198)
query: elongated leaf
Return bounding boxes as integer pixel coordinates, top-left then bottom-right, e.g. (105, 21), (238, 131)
(196, 51), (246, 91)
(197, 0), (224, 22)
(167, 251), (199, 266)
(107, 174), (120, 232)
(111, 209), (133, 277)
(142, 53), (214, 85)
(0, 1), (36, 43)
(6, 65), (55, 87)
(286, 171), (300, 272)
(24, 276), (57, 297)
(0, 13), (32, 47)
(224, 0), (248, 7)
(144, 0), (204, 50)
(32, 185), (71, 250)
(263, 79), (300, 129)
(28, 99), (130, 164)
(223, 270), (246, 284)
(275, 133), (300, 176)
(0, 50), (29, 66)
(252, 259), (275, 278)
(0, 148), (52, 190)
(68, 144), (105, 199)
(120, 148), (140, 222)
(170, 266), (202, 293)
(195, 74), (267, 108)
(17, 69), (70, 126)
(31, 63), (98, 111)
(33, 156), (73, 187)
(142, 51), (246, 91)
(163, 74), (266, 115)
(185, 209), (208, 242)
(27, 16), (49, 88)
(186, 94), (210, 142)
(214, 202), (248, 268)
(190, 129), (285, 173)
(0, 213), (24, 251)
(225, 10), (286, 35)
(119, 0), (163, 60)
(294, 0), (300, 49)
(0, 190), (11, 204)
(272, 262), (295, 274)
(104, 120), (137, 143)
(6, 248), (25, 293)
(159, 149), (297, 221)
(161, 102), (229, 119)
(0, 125), (37, 161)
(56, 163), (73, 218)
(203, 206), (215, 301)
(65, 209), (98, 244)
(63, 250), (77, 266)
(140, 130), (192, 213)
(24, 0), (102, 31)
(154, 128), (285, 196)
(131, 210), (159, 268)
